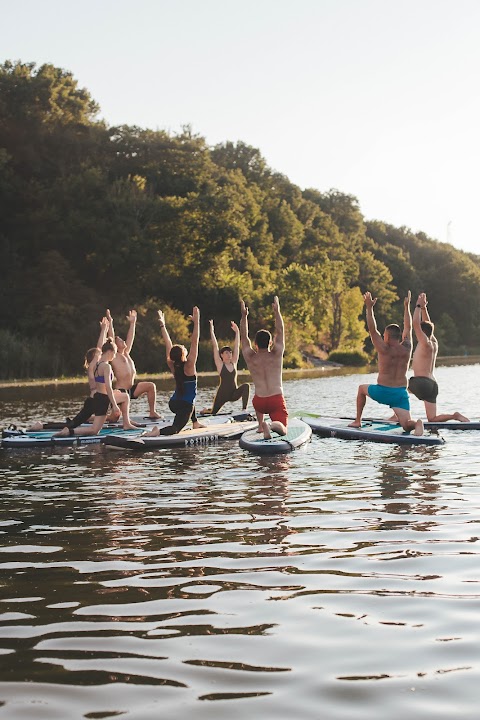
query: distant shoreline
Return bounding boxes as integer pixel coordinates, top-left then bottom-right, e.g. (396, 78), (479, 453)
(0, 355), (478, 390)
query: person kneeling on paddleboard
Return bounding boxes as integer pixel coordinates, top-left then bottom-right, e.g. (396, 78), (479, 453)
(239, 295), (288, 440)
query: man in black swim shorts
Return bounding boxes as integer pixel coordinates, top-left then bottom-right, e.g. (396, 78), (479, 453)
(409, 293), (469, 423)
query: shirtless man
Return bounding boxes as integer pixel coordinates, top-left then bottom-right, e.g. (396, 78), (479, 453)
(348, 291), (423, 435)
(240, 295), (288, 439)
(409, 292), (469, 422)
(107, 308), (162, 420)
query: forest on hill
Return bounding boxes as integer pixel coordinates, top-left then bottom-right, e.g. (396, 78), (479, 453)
(1, 60), (480, 380)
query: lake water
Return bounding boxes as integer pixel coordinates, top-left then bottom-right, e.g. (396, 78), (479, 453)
(0, 365), (479, 719)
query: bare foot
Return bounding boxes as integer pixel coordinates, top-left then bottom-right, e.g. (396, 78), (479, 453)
(148, 412), (164, 419)
(454, 412), (470, 422)
(262, 421), (272, 440)
(28, 421), (44, 431)
(348, 421), (361, 428)
(143, 426), (160, 437)
(193, 421), (207, 429)
(107, 414), (121, 424)
(55, 427), (70, 437)
(413, 419), (424, 436)
(122, 424), (138, 430)
(199, 408), (211, 416)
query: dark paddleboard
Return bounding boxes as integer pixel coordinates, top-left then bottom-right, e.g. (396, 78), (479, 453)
(104, 420), (258, 451)
(239, 418), (312, 455)
(302, 416), (445, 446)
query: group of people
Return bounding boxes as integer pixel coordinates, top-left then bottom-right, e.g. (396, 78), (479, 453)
(349, 291), (469, 434)
(32, 290), (463, 442)
(35, 298), (289, 440)
(48, 309), (162, 437)
(144, 296), (288, 439)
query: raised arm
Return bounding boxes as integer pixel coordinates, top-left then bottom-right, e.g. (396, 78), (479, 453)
(364, 292), (386, 352)
(240, 300), (254, 360)
(157, 310), (173, 367)
(231, 321), (240, 364)
(272, 295), (285, 353)
(97, 316), (108, 349)
(185, 306), (200, 372)
(413, 292), (430, 345)
(88, 321), (107, 392)
(402, 290), (412, 343)
(420, 292), (431, 323)
(125, 310), (137, 353)
(209, 319), (223, 373)
(106, 309), (114, 339)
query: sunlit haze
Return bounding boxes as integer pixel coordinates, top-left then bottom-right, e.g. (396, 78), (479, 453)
(3, 0), (479, 254)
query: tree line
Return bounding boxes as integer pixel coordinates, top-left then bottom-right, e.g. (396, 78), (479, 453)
(1, 60), (480, 380)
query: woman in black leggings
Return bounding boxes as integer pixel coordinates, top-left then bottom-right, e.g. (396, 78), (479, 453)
(201, 319), (249, 415)
(145, 307), (205, 436)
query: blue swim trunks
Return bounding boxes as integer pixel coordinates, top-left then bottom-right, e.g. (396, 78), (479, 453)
(368, 384), (410, 411)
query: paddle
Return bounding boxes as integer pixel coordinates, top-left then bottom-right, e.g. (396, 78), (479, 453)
(293, 410), (399, 424)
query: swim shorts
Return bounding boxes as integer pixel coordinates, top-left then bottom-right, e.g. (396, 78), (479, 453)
(408, 376), (438, 403)
(368, 384), (410, 411)
(252, 393), (288, 426)
(118, 382), (139, 400)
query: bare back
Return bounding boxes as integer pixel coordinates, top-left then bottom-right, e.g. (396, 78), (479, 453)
(244, 346), (283, 396)
(377, 341), (411, 386)
(412, 336), (438, 378)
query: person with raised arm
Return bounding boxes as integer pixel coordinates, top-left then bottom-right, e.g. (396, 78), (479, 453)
(145, 307), (205, 436)
(28, 316), (109, 432)
(106, 308), (162, 420)
(200, 319), (250, 415)
(240, 295), (288, 440)
(408, 292), (469, 422)
(56, 337), (137, 437)
(348, 291), (424, 435)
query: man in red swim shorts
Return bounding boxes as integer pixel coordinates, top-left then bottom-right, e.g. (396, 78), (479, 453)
(240, 295), (288, 439)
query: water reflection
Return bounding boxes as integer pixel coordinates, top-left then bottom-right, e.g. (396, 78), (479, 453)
(2, 370), (480, 718)
(377, 445), (443, 527)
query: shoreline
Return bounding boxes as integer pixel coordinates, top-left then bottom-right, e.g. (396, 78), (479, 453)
(0, 355), (478, 390)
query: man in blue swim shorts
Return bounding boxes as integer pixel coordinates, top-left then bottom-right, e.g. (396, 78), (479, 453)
(348, 291), (424, 435)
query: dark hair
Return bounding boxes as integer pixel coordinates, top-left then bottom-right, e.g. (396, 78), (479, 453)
(219, 346), (232, 355)
(385, 324), (402, 342)
(170, 344), (186, 394)
(84, 347), (98, 369)
(255, 329), (272, 349)
(102, 337), (116, 353)
(421, 321), (434, 337)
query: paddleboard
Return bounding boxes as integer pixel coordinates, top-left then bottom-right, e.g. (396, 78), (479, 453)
(104, 420), (257, 450)
(1, 411), (253, 442)
(1, 414), (163, 438)
(341, 416), (480, 431)
(0, 423), (159, 449)
(301, 416), (445, 446)
(239, 418), (312, 455)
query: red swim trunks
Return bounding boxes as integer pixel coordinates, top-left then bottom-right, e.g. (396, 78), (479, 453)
(252, 393), (288, 426)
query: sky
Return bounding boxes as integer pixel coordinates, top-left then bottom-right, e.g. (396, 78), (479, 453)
(2, 0), (480, 254)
